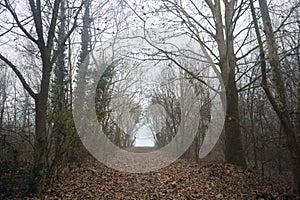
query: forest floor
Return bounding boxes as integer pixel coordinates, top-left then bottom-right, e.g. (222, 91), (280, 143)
(0, 147), (299, 199)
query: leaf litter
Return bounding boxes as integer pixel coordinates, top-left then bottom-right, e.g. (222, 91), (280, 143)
(1, 156), (299, 199)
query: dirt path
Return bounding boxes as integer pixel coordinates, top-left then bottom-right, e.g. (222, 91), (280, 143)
(124, 147), (158, 153)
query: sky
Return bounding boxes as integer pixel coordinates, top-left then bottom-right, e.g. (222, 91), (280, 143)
(134, 124), (155, 147)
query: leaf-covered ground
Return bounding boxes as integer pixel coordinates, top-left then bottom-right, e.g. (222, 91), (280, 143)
(1, 150), (299, 199)
(43, 160), (296, 199)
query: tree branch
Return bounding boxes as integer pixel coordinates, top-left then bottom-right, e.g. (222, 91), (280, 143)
(0, 54), (37, 99)
(29, 0), (45, 47)
(46, 0), (61, 53)
(1, 0), (38, 44)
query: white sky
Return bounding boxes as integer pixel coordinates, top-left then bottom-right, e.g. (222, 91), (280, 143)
(134, 124), (154, 147)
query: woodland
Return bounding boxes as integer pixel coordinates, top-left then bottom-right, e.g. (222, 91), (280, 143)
(0, 0), (300, 199)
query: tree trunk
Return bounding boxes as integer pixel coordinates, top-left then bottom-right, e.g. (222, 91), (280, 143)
(115, 125), (121, 147)
(75, 0), (90, 104)
(29, 95), (48, 195)
(224, 66), (247, 167)
(295, 18), (300, 195)
(47, 0), (67, 183)
(0, 95), (5, 137)
(214, 0), (246, 167)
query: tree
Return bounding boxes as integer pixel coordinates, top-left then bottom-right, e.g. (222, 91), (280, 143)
(250, 0), (300, 194)
(0, 0), (82, 195)
(75, 0), (90, 105)
(47, 0), (78, 183)
(95, 61), (141, 148)
(130, 0), (247, 166)
(197, 0), (246, 167)
(147, 65), (211, 162)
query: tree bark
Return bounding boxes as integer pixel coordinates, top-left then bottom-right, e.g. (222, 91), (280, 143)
(29, 95), (48, 194)
(224, 66), (246, 167)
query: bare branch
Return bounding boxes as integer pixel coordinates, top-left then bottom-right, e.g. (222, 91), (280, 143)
(0, 54), (37, 99)
(0, 25), (13, 37)
(1, 0), (38, 43)
(29, 0), (45, 46)
(46, 0), (60, 53)
(274, 2), (300, 34)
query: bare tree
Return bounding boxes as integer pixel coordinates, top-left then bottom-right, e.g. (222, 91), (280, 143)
(250, 0), (300, 194)
(0, 0), (82, 195)
(124, 0), (247, 166)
